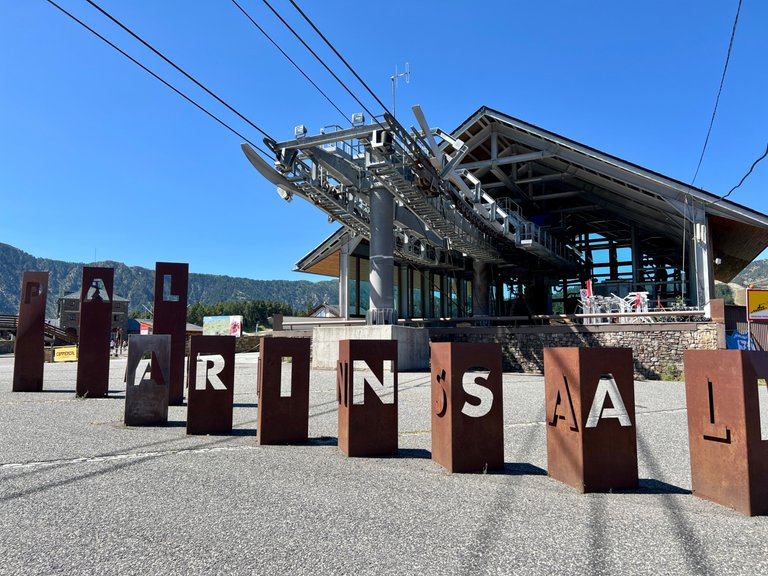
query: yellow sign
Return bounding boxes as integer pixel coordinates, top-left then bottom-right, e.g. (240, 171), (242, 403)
(747, 288), (768, 321)
(53, 346), (78, 362)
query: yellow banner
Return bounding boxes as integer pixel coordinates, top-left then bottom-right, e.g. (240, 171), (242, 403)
(747, 289), (768, 321)
(53, 346), (78, 362)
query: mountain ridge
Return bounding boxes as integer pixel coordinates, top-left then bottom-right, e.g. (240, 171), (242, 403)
(0, 243), (337, 317)
(3, 242), (768, 318)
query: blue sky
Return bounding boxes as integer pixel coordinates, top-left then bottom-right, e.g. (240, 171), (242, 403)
(2, 1), (766, 280)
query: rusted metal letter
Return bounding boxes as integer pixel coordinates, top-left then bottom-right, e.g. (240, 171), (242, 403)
(76, 267), (114, 398)
(337, 339), (398, 457)
(187, 335), (236, 435)
(684, 350), (768, 516)
(257, 336), (311, 445)
(430, 342), (504, 473)
(544, 347), (638, 492)
(151, 262), (188, 406)
(12, 271), (49, 392)
(124, 334), (171, 426)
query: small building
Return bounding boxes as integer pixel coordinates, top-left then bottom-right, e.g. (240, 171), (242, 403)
(132, 319), (204, 337)
(307, 303), (340, 318)
(57, 290), (130, 337)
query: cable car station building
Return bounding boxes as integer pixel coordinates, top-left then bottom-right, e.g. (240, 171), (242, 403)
(244, 106), (768, 376)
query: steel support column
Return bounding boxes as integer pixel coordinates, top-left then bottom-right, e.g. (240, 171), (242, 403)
(368, 187), (395, 324)
(689, 205), (713, 308)
(472, 261), (492, 316)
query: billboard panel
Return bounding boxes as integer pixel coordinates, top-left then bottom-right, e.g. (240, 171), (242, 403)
(203, 315), (243, 337)
(746, 289), (768, 321)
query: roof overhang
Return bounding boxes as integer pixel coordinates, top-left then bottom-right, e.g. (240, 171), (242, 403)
(450, 106), (768, 279)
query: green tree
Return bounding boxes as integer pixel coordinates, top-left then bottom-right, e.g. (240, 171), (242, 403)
(714, 283), (735, 305)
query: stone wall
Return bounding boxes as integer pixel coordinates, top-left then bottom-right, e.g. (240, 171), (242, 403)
(236, 335), (261, 354)
(429, 322), (723, 380)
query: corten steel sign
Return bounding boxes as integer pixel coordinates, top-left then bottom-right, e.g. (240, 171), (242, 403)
(431, 342), (504, 473)
(544, 347), (638, 493)
(684, 350), (768, 516)
(337, 339), (398, 457)
(151, 262), (188, 406)
(13, 271), (49, 392)
(76, 267), (114, 398)
(124, 334), (171, 426)
(257, 336), (311, 445)
(187, 335), (236, 435)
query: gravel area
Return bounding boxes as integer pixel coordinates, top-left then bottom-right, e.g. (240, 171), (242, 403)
(1, 353), (766, 575)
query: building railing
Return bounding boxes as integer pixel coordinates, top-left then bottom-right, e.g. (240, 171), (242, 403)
(274, 308), (709, 331)
(402, 309), (708, 326)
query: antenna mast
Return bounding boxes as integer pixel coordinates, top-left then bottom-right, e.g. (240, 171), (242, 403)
(390, 62), (410, 120)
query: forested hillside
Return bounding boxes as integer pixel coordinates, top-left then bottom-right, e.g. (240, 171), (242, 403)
(0, 243), (336, 317)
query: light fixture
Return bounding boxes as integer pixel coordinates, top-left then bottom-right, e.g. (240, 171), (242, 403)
(351, 112), (365, 125)
(276, 186), (292, 202)
(294, 124), (307, 138)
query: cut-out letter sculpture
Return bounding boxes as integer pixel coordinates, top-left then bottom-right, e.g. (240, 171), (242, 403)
(152, 262), (188, 406)
(684, 350), (768, 516)
(430, 342), (504, 472)
(125, 334), (171, 426)
(544, 347), (638, 492)
(12, 271), (48, 392)
(76, 267), (114, 398)
(337, 340), (398, 457)
(187, 335), (236, 435)
(257, 337), (311, 445)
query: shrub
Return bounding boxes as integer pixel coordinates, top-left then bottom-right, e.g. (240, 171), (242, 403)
(659, 362), (683, 381)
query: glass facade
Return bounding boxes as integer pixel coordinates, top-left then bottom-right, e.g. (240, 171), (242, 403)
(347, 256), (371, 318)
(346, 255), (472, 319)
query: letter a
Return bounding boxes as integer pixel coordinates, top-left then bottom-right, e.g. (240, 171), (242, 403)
(585, 374), (632, 428)
(550, 375), (578, 431)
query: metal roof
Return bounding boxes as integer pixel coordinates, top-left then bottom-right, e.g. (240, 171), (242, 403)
(449, 106), (768, 281)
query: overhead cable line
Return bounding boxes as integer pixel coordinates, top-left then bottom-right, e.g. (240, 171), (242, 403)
(691, 0), (743, 185)
(714, 143), (768, 204)
(44, 0), (273, 159)
(83, 0), (274, 143)
(287, 0), (395, 122)
(230, 0), (350, 126)
(259, 0), (385, 131)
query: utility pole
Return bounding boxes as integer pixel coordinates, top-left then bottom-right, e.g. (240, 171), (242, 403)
(390, 63), (410, 120)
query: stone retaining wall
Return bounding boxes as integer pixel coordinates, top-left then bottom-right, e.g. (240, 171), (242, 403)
(236, 335), (261, 354)
(428, 322), (723, 380)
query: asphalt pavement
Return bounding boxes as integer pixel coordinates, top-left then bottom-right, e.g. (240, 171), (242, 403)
(1, 353), (767, 575)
